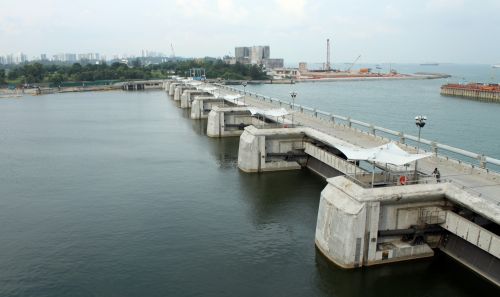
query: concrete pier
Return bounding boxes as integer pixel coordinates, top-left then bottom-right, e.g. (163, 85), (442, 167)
(122, 80), (164, 91)
(207, 106), (260, 137)
(174, 85), (196, 101)
(190, 96), (232, 119)
(169, 82), (181, 96)
(315, 176), (500, 284)
(181, 90), (212, 108)
(315, 177), (444, 268)
(237, 126), (305, 172)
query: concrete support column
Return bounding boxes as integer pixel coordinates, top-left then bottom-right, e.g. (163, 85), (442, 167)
(207, 109), (223, 137)
(238, 130), (264, 172)
(365, 202), (381, 264)
(315, 179), (367, 268)
(479, 154), (486, 169)
(431, 142), (438, 156)
(191, 99), (203, 119)
(174, 86), (183, 101)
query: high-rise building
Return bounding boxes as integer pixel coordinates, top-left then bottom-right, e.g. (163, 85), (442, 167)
(64, 53), (77, 62)
(233, 45), (281, 68)
(235, 47), (249, 59)
(234, 46), (271, 65)
(77, 53), (101, 61)
(52, 53), (81, 62)
(6, 54), (14, 64)
(13, 52), (28, 64)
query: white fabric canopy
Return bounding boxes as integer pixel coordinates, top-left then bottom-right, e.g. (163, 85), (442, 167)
(335, 141), (432, 166)
(222, 94), (243, 101)
(197, 86), (218, 92)
(247, 107), (289, 117)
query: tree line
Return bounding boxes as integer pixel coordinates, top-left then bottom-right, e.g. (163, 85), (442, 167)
(0, 58), (269, 86)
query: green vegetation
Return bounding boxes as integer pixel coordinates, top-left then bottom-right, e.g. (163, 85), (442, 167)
(0, 69), (5, 84)
(0, 58), (268, 86)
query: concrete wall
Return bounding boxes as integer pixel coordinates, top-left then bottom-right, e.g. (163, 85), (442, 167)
(169, 83), (181, 96)
(237, 127), (304, 172)
(441, 233), (500, 286)
(190, 97), (226, 119)
(441, 87), (500, 102)
(207, 107), (266, 138)
(238, 129), (264, 172)
(174, 86), (195, 101)
(441, 211), (500, 258)
(315, 182), (368, 268)
(181, 91), (211, 109)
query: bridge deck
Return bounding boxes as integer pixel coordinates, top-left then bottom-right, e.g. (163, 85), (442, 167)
(214, 85), (500, 209)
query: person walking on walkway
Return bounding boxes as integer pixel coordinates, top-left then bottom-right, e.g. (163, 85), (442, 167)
(432, 168), (441, 183)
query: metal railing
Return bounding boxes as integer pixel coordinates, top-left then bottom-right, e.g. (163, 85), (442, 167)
(215, 83), (500, 173)
(343, 171), (438, 189)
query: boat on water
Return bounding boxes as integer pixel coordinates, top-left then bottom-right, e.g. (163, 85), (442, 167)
(493, 64), (500, 68)
(420, 63), (439, 66)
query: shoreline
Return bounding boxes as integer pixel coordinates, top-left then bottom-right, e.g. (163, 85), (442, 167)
(0, 73), (451, 97)
(0, 84), (127, 97)
(295, 72), (450, 82)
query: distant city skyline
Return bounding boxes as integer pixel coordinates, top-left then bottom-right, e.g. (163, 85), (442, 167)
(0, 50), (176, 65)
(1, 0), (499, 64)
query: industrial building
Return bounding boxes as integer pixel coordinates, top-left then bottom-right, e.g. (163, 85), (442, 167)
(231, 45), (284, 69)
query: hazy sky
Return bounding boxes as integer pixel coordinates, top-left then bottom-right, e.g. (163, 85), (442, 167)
(1, 0), (499, 64)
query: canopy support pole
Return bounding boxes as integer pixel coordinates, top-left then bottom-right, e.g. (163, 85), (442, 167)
(371, 162), (375, 188)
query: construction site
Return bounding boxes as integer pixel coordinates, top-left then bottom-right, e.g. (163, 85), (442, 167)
(270, 39), (449, 81)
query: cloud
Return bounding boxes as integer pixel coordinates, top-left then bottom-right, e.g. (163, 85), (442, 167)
(275, 0), (307, 18)
(174, 0), (247, 23)
(426, 0), (465, 11)
(0, 0), (498, 63)
(175, 0), (211, 17)
(384, 5), (401, 19)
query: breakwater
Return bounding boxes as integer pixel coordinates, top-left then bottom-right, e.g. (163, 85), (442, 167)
(441, 83), (500, 102)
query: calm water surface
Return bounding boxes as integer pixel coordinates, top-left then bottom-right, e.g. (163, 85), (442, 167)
(0, 86), (498, 296)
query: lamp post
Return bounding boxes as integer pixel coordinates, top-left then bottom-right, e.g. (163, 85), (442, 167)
(242, 81), (247, 105)
(290, 91), (297, 127)
(414, 115), (427, 182)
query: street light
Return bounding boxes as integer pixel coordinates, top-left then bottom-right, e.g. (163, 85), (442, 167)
(290, 91), (297, 126)
(414, 115), (427, 182)
(242, 81), (247, 105)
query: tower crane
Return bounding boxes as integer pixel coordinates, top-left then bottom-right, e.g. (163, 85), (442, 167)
(326, 38), (331, 71)
(346, 55), (361, 72)
(170, 43), (176, 60)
